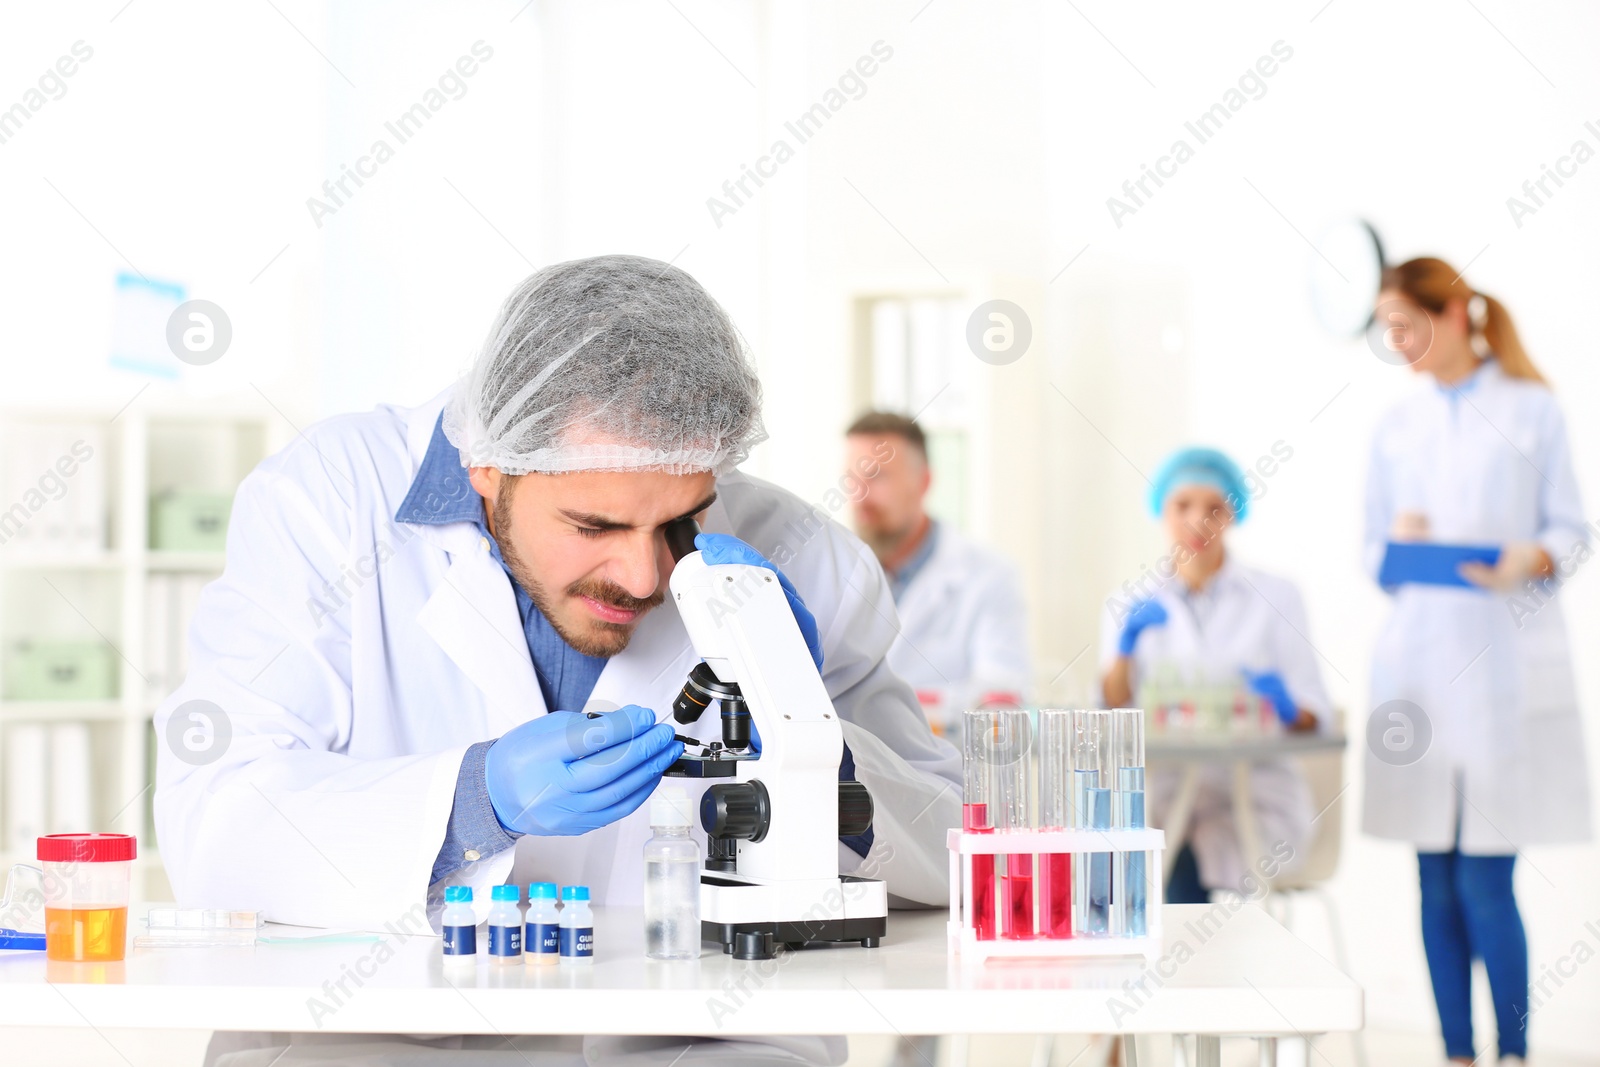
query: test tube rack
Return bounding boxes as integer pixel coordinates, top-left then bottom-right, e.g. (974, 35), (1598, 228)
(953, 706), (1163, 961)
(946, 827), (1165, 960)
(1140, 669), (1279, 738)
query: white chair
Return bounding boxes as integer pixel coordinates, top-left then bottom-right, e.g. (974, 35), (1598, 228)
(1260, 712), (1366, 1067)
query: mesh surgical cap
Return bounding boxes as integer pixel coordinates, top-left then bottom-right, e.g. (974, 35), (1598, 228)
(1148, 447), (1251, 523)
(443, 255), (766, 475)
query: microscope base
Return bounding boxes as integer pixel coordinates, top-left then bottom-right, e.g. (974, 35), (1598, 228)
(700, 873), (889, 960)
(703, 916), (886, 960)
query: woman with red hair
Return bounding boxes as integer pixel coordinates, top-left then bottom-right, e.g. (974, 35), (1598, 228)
(1363, 258), (1591, 1066)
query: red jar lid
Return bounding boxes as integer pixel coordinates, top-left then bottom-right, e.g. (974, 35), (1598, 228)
(37, 833), (137, 863)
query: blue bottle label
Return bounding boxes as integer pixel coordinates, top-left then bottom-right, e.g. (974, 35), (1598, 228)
(489, 924), (521, 956)
(559, 926), (594, 958)
(528, 922), (560, 954)
(443, 924), (477, 956)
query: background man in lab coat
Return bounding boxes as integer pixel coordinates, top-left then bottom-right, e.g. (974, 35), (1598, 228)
(156, 256), (961, 1067)
(844, 412), (1032, 735)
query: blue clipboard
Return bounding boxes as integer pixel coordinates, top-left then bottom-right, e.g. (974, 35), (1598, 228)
(1378, 541), (1501, 589)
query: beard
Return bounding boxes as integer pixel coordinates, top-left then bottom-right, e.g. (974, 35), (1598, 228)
(494, 486), (665, 658)
(854, 505), (916, 557)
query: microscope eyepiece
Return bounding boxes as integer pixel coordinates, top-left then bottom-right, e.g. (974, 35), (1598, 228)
(665, 516), (701, 563)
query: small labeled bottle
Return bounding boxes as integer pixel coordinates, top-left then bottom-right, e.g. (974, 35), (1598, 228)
(644, 785), (702, 960)
(559, 885), (594, 964)
(525, 882), (560, 967)
(441, 885), (477, 960)
(487, 884), (522, 965)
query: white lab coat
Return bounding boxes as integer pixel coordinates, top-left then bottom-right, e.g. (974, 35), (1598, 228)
(1362, 361), (1592, 852)
(154, 393), (962, 935)
(887, 524), (1032, 733)
(1097, 560), (1332, 890)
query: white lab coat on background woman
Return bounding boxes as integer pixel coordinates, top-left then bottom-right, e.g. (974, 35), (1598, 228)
(1363, 360), (1592, 851)
(1098, 560), (1333, 890)
(153, 393), (962, 933)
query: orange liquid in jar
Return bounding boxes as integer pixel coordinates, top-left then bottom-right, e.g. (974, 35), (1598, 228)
(44, 906), (128, 962)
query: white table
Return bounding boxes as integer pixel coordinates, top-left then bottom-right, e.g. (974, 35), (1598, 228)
(1148, 733), (1348, 884)
(0, 904), (1360, 1065)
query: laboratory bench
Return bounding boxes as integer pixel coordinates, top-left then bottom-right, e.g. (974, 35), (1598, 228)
(1147, 731), (1350, 885)
(0, 903), (1360, 1064)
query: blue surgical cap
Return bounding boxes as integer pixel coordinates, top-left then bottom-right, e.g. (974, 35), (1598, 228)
(1148, 447), (1250, 523)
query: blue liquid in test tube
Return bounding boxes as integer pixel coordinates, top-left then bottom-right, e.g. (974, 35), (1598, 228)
(1118, 765), (1147, 937)
(1070, 709), (1114, 937)
(1127, 792), (1148, 936)
(1085, 786), (1111, 935)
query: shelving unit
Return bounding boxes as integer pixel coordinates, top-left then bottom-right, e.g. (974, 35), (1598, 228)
(0, 400), (292, 899)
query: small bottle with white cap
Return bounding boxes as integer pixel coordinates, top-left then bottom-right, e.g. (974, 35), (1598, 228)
(643, 784), (701, 960)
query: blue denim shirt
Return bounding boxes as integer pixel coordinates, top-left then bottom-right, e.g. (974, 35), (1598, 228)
(885, 519), (940, 604)
(397, 415), (608, 883)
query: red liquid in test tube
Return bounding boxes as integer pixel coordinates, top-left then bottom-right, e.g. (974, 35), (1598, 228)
(1037, 709), (1075, 940)
(1038, 852), (1072, 938)
(963, 803), (997, 941)
(1001, 853), (1034, 939)
(971, 855), (996, 941)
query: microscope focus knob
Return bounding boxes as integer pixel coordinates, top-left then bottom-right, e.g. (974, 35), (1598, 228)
(837, 781), (874, 838)
(701, 781), (771, 843)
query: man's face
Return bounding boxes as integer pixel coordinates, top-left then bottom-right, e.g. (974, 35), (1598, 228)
(467, 465), (717, 657)
(846, 433), (928, 554)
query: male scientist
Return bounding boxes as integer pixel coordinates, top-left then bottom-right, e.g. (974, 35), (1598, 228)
(156, 256), (960, 1066)
(844, 412), (1031, 733)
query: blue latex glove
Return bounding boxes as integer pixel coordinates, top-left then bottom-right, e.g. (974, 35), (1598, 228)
(485, 706), (682, 836)
(1117, 599), (1169, 656)
(1241, 669), (1299, 725)
(694, 532), (823, 670)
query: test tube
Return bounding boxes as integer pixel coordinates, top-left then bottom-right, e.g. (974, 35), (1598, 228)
(1037, 709), (1073, 939)
(961, 709), (997, 941)
(1071, 710), (1113, 936)
(1175, 668), (1194, 733)
(1113, 708), (1148, 938)
(992, 708), (1034, 940)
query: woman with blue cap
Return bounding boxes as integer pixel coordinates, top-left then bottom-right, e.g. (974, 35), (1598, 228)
(1098, 446), (1330, 903)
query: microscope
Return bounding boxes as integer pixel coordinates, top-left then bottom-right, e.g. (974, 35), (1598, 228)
(663, 520), (886, 960)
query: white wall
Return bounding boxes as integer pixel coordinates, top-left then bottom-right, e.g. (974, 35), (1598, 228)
(6, 0), (1599, 1055)
(1057, 1), (1600, 1051)
(0, 0), (327, 414)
